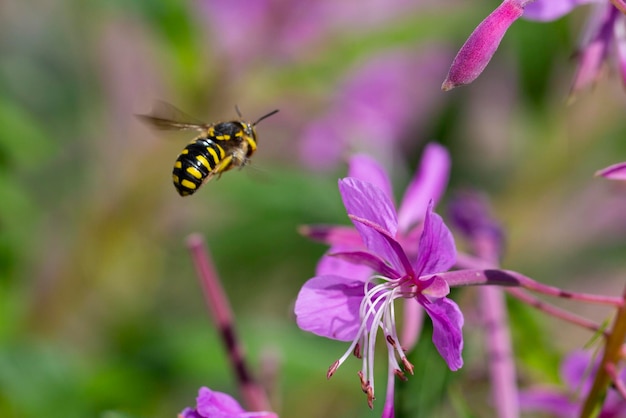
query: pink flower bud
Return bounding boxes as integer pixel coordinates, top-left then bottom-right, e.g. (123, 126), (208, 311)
(442, 0), (531, 90)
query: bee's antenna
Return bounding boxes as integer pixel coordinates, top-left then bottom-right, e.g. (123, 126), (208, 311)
(253, 109), (279, 126)
(235, 105), (243, 118)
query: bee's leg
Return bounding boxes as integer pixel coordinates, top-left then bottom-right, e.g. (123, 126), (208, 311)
(209, 156), (233, 182)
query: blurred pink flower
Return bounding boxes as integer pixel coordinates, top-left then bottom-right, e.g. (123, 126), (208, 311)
(525, 0), (626, 93)
(195, 0), (429, 66)
(520, 351), (626, 417)
(299, 50), (451, 170)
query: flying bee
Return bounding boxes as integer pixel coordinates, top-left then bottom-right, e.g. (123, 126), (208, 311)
(138, 103), (279, 196)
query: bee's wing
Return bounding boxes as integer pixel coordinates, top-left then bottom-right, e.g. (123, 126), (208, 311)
(137, 115), (208, 131)
(136, 101), (210, 131)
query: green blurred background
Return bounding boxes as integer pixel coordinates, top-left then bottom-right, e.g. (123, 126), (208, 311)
(1, 1), (626, 417)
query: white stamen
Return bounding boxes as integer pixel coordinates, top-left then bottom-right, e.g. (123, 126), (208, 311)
(331, 273), (417, 406)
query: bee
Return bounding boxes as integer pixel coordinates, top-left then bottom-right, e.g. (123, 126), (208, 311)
(138, 103), (279, 196)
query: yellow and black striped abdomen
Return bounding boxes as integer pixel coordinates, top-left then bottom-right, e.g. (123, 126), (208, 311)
(172, 138), (226, 196)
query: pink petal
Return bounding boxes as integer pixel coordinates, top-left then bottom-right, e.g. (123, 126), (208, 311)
(349, 214), (415, 276)
(339, 178), (398, 236)
(347, 154), (393, 201)
(299, 224), (363, 247)
(397, 143), (450, 232)
(420, 275), (451, 299)
(294, 275), (365, 341)
(413, 202), (457, 276)
(316, 247), (373, 278)
(596, 161), (626, 180)
(421, 297), (464, 371)
(339, 178), (401, 268)
(570, 4), (615, 93)
(197, 388), (245, 414)
(179, 408), (202, 418)
(329, 250), (400, 279)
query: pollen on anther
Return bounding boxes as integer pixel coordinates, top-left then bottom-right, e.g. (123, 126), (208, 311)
(357, 371), (369, 393)
(353, 343), (362, 359)
(327, 360), (340, 379)
(366, 387), (375, 409)
(394, 369), (408, 381)
(402, 357), (415, 375)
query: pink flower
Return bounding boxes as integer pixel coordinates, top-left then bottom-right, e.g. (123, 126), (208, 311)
(303, 144), (450, 353)
(300, 52), (451, 170)
(179, 387), (278, 418)
(294, 175), (463, 412)
(195, 0), (431, 67)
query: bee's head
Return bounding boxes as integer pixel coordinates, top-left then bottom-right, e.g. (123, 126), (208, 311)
(233, 108), (278, 157)
(234, 107), (279, 141)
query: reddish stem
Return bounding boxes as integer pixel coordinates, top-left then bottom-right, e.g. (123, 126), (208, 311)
(505, 288), (607, 336)
(187, 233), (271, 412)
(468, 231), (519, 418)
(453, 252), (623, 307)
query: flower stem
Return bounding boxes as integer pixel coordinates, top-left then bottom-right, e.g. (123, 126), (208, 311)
(505, 288), (607, 336)
(186, 233), (271, 412)
(579, 285), (626, 418)
(453, 253), (624, 307)
(464, 227), (519, 418)
(500, 271), (622, 307)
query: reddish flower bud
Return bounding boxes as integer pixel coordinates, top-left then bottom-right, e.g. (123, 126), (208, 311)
(443, 0), (532, 90)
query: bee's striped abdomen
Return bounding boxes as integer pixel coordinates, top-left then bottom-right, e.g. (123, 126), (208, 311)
(172, 138), (226, 196)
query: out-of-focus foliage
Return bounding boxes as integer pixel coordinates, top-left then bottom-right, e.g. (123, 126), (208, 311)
(1, 0), (626, 417)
